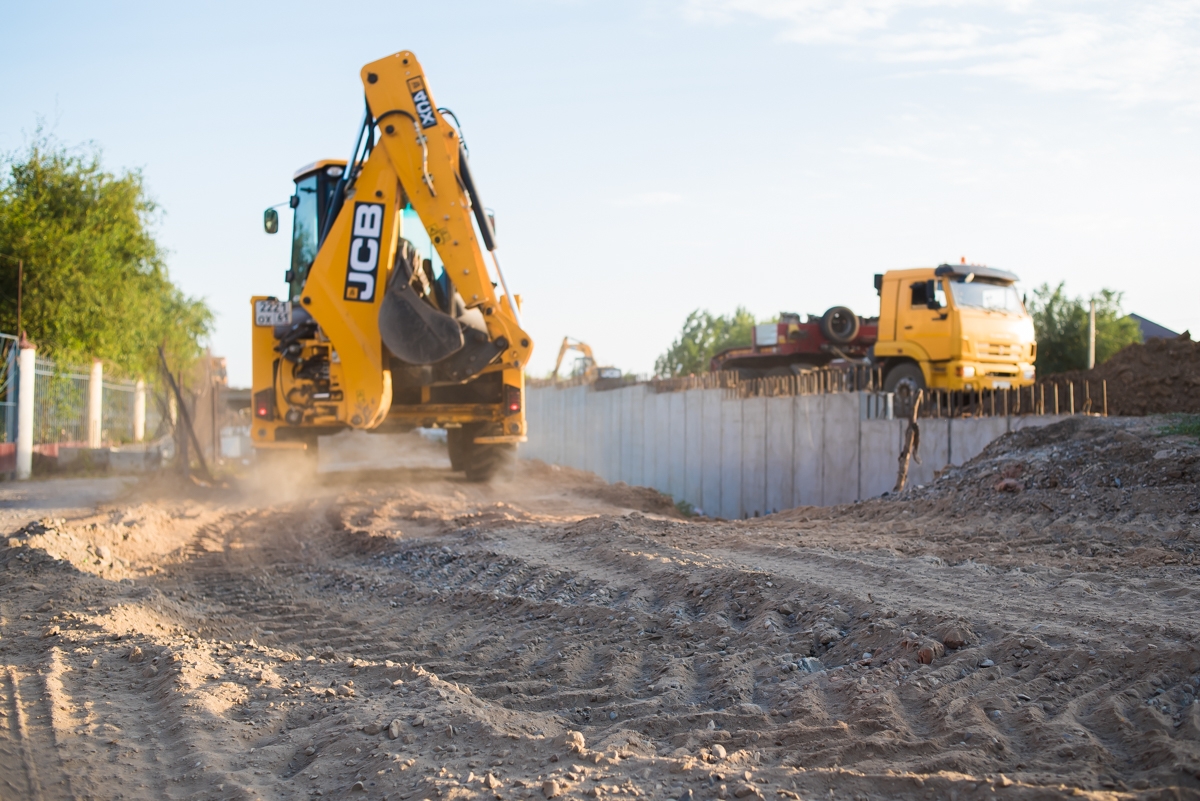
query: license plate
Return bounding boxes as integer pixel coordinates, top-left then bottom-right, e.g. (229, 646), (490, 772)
(254, 300), (292, 327)
(993, 381), (1011, 389)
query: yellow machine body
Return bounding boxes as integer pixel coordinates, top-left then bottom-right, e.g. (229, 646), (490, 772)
(250, 51), (532, 470)
(874, 266), (1036, 391)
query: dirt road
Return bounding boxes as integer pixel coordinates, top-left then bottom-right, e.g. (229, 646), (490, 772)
(1, 420), (1197, 801)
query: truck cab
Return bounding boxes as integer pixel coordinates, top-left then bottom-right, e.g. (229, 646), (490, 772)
(875, 264), (1036, 393)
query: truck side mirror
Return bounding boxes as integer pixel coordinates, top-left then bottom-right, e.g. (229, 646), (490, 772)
(925, 279), (941, 309)
(264, 208), (279, 235)
(874, 274), (883, 295)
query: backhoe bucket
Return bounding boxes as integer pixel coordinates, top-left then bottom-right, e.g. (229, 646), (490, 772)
(378, 280), (465, 365)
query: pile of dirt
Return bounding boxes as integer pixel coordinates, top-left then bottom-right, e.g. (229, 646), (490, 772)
(917, 415), (1200, 507)
(869, 415), (1200, 572)
(522, 458), (683, 516)
(1049, 334), (1200, 415)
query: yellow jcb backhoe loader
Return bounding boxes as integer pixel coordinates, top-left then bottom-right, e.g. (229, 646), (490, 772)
(251, 50), (532, 481)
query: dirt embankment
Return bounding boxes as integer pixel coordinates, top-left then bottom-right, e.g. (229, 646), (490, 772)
(0, 426), (1198, 801)
(1049, 335), (1200, 416)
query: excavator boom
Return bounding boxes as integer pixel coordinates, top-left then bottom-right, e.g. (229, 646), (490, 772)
(551, 337), (596, 380)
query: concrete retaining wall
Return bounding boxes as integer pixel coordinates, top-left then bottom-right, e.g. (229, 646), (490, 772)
(524, 384), (1064, 517)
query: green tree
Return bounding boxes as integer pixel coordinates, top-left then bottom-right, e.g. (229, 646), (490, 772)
(1027, 283), (1141, 375)
(655, 307), (759, 377)
(0, 134), (212, 376)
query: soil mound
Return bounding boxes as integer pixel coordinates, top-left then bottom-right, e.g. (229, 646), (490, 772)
(521, 459), (682, 516)
(1049, 334), (1200, 415)
(907, 415), (1200, 522)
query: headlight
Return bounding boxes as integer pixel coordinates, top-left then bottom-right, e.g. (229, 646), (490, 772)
(956, 365), (976, 378)
(1023, 368), (1035, 380)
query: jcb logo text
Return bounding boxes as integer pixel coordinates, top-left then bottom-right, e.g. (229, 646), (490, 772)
(344, 202), (383, 302)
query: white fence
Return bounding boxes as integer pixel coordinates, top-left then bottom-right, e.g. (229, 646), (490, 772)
(523, 383), (1065, 517)
(1, 334), (162, 478)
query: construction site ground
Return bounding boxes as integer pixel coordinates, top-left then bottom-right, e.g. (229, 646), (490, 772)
(1, 418), (1198, 801)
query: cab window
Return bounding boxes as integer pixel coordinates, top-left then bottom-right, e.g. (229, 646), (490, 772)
(910, 280), (946, 308)
(910, 282), (928, 306)
(288, 166), (344, 300)
(290, 176), (319, 300)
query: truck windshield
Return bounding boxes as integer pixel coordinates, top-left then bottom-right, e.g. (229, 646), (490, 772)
(948, 280), (1023, 313)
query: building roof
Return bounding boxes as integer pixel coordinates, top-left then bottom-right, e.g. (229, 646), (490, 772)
(1126, 313), (1180, 341)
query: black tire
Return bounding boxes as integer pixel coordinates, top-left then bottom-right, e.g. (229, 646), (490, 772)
(446, 428), (467, 471)
(883, 362), (926, 394)
(463, 442), (516, 482)
(884, 362), (926, 419)
(820, 306), (860, 344)
(451, 423), (516, 482)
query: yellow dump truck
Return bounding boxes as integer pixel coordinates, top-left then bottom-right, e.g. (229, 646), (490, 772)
(874, 264), (1036, 393)
(711, 263), (1036, 393)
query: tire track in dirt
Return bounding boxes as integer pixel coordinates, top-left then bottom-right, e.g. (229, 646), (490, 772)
(2, 666), (45, 800)
(2, 424), (1199, 799)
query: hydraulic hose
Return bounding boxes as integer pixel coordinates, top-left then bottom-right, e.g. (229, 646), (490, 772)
(457, 145), (496, 251)
(457, 145), (521, 327)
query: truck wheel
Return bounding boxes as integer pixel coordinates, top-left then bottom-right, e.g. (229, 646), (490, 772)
(820, 306), (860, 343)
(446, 428), (466, 471)
(885, 363), (925, 418)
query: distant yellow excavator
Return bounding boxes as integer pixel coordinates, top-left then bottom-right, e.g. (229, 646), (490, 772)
(550, 337), (621, 382)
(251, 50), (532, 480)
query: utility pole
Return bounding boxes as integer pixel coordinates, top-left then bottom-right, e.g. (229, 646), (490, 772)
(1087, 298), (1096, 370)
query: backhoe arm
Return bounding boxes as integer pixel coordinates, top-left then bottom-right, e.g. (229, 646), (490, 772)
(288, 51), (531, 433)
(363, 51), (530, 369)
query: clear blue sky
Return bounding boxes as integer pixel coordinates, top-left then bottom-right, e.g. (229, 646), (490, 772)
(3, 0), (1198, 385)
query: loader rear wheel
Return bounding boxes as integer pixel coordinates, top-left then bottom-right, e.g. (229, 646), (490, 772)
(446, 428), (467, 471)
(463, 441), (516, 483)
(450, 424), (516, 481)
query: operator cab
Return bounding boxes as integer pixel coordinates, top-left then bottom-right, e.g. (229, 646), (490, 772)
(265, 159), (449, 303)
(286, 160), (347, 302)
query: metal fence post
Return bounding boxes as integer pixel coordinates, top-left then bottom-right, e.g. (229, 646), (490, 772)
(88, 359), (103, 448)
(16, 342), (35, 479)
(134, 379), (146, 442)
